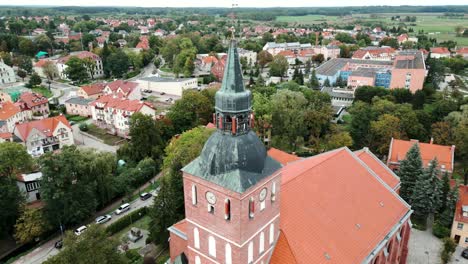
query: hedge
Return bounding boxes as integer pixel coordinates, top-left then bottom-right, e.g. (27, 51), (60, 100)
(106, 207), (148, 235)
(433, 222), (451, 238)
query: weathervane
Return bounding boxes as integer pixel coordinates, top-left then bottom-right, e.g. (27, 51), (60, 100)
(230, 1), (238, 39)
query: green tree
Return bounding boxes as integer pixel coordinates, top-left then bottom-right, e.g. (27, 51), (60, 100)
(370, 114), (402, 155)
(107, 50), (129, 78)
(0, 142), (33, 177)
(45, 225), (126, 264)
(257, 50), (273, 69)
(411, 158), (442, 219)
(17, 69), (27, 81)
(42, 61), (58, 80)
(398, 143), (424, 204)
(149, 126), (215, 245)
(354, 86), (390, 104)
(64, 57), (89, 84)
(323, 78), (330, 87)
(18, 38), (35, 56)
(82, 57), (96, 80)
(269, 55), (288, 79)
(431, 122), (454, 145)
(14, 206), (49, 244)
(308, 69), (320, 89)
(349, 101), (376, 148)
(28, 72), (42, 87)
(17, 55), (33, 74)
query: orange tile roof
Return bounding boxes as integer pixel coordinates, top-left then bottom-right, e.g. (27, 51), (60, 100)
(352, 47), (395, 59)
(202, 56), (219, 65)
(455, 185), (468, 224)
(277, 147), (410, 263)
(0, 101), (21, 120)
(80, 83), (106, 96)
(15, 115), (71, 140)
(172, 219), (187, 236)
(0, 132), (12, 139)
(34, 59), (50, 68)
(205, 122), (216, 129)
(278, 50), (296, 57)
(456, 47), (468, 54)
(106, 80), (138, 95)
(91, 94), (154, 113)
(267, 148), (301, 166)
(430, 47), (450, 54)
(270, 230), (298, 264)
(18, 92), (48, 107)
(388, 138), (455, 172)
(354, 148), (400, 190)
(57, 51), (100, 64)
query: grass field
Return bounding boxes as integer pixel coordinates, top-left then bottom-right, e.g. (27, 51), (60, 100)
(276, 13), (468, 45)
(32, 86), (53, 98)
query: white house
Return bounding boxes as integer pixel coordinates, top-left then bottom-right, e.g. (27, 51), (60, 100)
(17, 172), (42, 203)
(0, 101), (32, 132)
(0, 59), (16, 84)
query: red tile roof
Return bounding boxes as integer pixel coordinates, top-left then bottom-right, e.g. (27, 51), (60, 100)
(430, 47), (450, 54)
(205, 122), (216, 129)
(270, 231), (298, 264)
(267, 148), (301, 166)
(172, 219), (187, 236)
(34, 59), (50, 68)
(354, 148), (400, 190)
(278, 50), (295, 57)
(387, 138), (455, 172)
(15, 115), (71, 140)
(202, 56), (219, 65)
(80, 83), (106, 96)
(456, 47), (468, 54)
(297, 49), (315, 57)
(105, 80), (138, 95)
(91, 94), (154, 113)
(57, 51), (100, 64)
(18, 92), (49, 108)
(455, 185), (468, 224)
(0, 101), (21, 120)
(275, 148), (410, 263)
(352, 47), (395, 59)
(0, 132), (12, 139)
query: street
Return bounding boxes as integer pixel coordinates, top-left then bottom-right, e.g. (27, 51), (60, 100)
(12, 189), (158, 264)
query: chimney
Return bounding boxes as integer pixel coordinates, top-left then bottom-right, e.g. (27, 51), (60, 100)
(430, 137), (434, 144)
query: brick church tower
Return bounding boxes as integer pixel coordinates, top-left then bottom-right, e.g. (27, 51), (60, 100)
(178, 40), (282, 264)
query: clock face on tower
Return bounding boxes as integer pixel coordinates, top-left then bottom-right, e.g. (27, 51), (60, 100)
(259, 188), (267, 201)
(206, 191), (217, 204)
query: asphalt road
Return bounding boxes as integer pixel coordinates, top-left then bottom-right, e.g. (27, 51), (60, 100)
(12, 189), (158, 264)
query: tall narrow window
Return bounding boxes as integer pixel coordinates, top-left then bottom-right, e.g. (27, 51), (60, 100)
(208, 236), (216, 257)
(195, 256), (201, 264)
(225, 243), (232, 264)
(259, 232), (265, 254)
(249, 197), (255, 219)
(269, 224), (274, 245)
(271, 182), (276, 202)
(192, 185), (197, 205)
(225, 199), (231, 220)
(248, 241), (254, 264)
(194, 228), (200, 249)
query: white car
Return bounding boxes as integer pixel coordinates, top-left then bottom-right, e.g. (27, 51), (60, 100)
(74, 225), (87, 236)
(115, 203), (131, 215)
(95, 214), (112, 224)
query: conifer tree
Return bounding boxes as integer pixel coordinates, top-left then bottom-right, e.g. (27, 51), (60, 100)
(411, 158), (442, 219)
(398, 143), (423, 204)
(308, 69), (320, 89)
(438, 184), (459, 228)
(257, 73), (265, 86)
(323, 77), (330, 87)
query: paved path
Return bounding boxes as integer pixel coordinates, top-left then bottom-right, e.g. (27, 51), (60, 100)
(71, 121), (118, 153)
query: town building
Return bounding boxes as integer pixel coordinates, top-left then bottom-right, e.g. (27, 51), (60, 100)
(0, 85), (29, 103)
(16, 92), (50, 119)
(0, 101), (32, 132)
(0, 132), (13, 143)
(167, 40), (412, 264)
(77, 83), (106, 99)
(136, 77), (198, 97)
(90, 94), (156, 137)
(321, 86), (355, 108)
(263, 42), (339, 60)
(455, 47), (468, 59)
(65, 97), (93, 117)
(352, 47), (396, 61)
(16, 172), (42, 203)
(13, 115), (74, 156)
(57, 51), (104, 80)
(387, 138), (455, 175)
(451, 185), (468, 246)
(0, 59), (16, 84)
(103, 80), (141, 100)
(430, 47), (451, 59)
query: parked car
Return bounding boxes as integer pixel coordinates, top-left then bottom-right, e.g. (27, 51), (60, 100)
(95, 214), (112, 224)
(128, 227), (143, 242)
(140, 192), (152, 201)
(74, 225), (87, 236)
(462, 248), (468, 259)
(115, 203), (131, 215)
(54, 239), (63, 249)
(160, 92), (166, 95)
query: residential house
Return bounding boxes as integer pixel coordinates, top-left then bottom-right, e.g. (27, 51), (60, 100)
(16, 92), (50, 119)
(16, 172), (42, 203)
(387, 138), (455, 175)
(57, 51), (104, 80)
(278, 50), (297, 65)
(103, 80), (141, 100)
(0, 101), (32, 132)
(397, 34), (409, 44)
(0, 59), (16, 84)
(321, 86), (355, 108)
(352, 47), (396, 61)
(65, 97), (93, 117)
(136, 36), (150, 50)
(0, 86), (28, 103)
(455, 47), (468, 59)
(77, 83), (106, 99)
(451, 185), (468, 246)
(90, 95), (156, 137)
(211, 56), (227, 81)
(13, 115), (74, 156)
(430, 47), (451, 59)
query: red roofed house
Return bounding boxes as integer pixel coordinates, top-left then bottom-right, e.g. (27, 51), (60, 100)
(397, 34), (409, 45)
(352, 47), (396, 61)
(136, 36), (150, 50)
(451, 185), (468, 246)
(90, 94), (156, 137)
(430, 47), (451, 59)
(13, 115), (74, 156)
(0, 101), (32, 132)
(103, 80), (141, 100)
(211, 55), (227, 81)
(455, 47), (468, 59)
(16, 92), (50, 118)
(277, 50), (296, 65)
(77, 83), (107, 99)
(57, 51), (104, 80)
(387, 138), (455, 175)
(167, 41), (412, 264)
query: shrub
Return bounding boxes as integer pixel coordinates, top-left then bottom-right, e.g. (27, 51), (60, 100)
(440, 237), (457, 264)
(106, 207), (147, 235)
(433, 222), (451, 238)
(79, 123), (88, 132)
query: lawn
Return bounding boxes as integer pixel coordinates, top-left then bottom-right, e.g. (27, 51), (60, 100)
(65, 115), (89, 123)
(86, 124), (124, 145)
(276, 15), (339, 24)
(32, 86), (53, 98)
(111, 215), (151, 241)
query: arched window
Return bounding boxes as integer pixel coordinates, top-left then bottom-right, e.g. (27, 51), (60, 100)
(259, 232), (265, 253)
(225, 199), (231, 220)
(225, 243), (232, 264)
(249, 197), (255, 219)
(271, 182), (276, 202)
(208, 236), (216, 257)
(194, 228), (200, 249)
(248, 241), (254, 264)
(269, 224), (275, 245)
(192, 185), (197, 205)
(195, 256), (201, 264)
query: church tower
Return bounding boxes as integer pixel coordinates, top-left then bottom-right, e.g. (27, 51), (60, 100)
(181, 40), (282, 264)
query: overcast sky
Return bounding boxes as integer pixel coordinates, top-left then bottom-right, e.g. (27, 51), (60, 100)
(3, 0), (467, 8)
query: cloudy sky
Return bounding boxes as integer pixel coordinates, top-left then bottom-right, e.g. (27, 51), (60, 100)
(3, 0), (467, 7)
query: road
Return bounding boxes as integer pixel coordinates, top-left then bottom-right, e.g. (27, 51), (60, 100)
(47, 80), (79, 105)
(72, 120), (118, 153)
(12, 188), (158, 264)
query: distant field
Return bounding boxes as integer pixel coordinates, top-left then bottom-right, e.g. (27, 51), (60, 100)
(276, 13), (468, 46)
